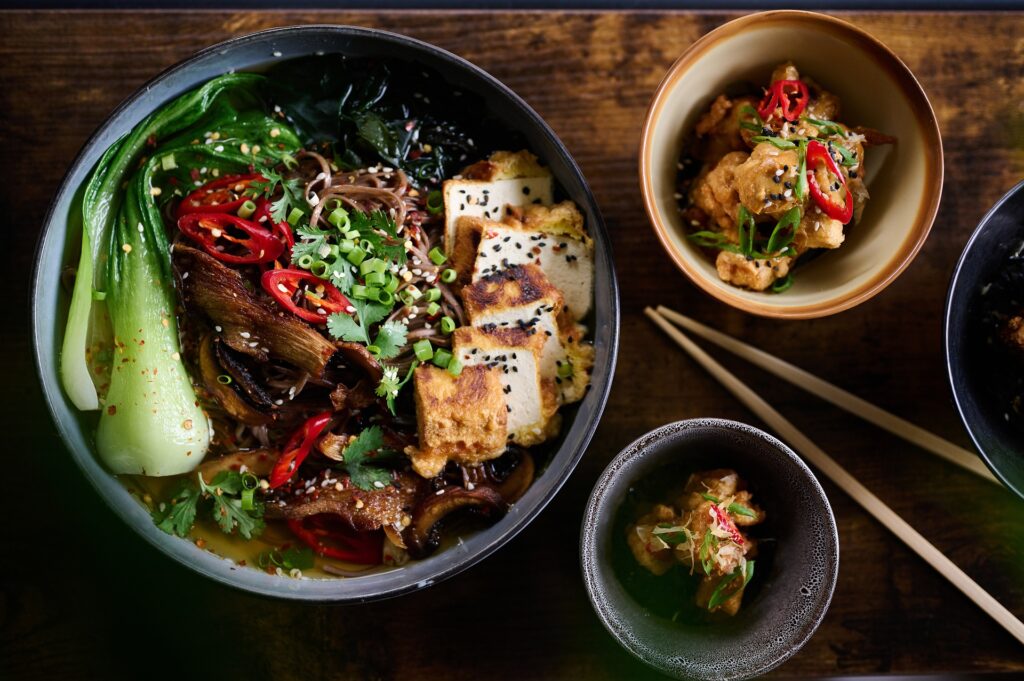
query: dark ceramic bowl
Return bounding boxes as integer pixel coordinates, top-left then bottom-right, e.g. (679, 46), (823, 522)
(32, 26), (618, 601)
(580, 419), (838, 680)
(945, 179), (1024, 500)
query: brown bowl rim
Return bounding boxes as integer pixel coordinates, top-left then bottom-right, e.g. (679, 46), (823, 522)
(638, 10), (944, 319)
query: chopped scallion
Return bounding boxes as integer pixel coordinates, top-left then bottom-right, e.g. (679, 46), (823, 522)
(426, 190), (443, 215)
(440, 316), (456, 335)
(237, 200), (256, 219)
(413, 339), (434, 361)
(440, 268), (457, 284)
(428, 247), (447, 266)
(433, 348), (452, 369)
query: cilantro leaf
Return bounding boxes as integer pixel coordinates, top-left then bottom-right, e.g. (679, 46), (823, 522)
(251, 167), (308, 224)
(327, 312), (367, 344)
(340, 425), (399, 491)
(198, 471), (265, 539)
(257, 546), (315, 571)
(350, 210), (406, 264)
(151, 480), (200, 538)
(372, 320), (407, 360)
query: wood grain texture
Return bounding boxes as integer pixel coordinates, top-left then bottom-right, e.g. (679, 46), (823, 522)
(2, 9), (1024, 679)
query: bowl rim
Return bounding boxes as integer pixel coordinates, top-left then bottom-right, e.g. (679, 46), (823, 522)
(944, 178), (1024, 500)
(31, 24), (620, 602)
(579, 417), (839, 680)
(638, 10), (944, 319)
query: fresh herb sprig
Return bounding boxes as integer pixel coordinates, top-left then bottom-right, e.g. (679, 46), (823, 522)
(337, 425), (401, 491)
(151, 470), (265, 540)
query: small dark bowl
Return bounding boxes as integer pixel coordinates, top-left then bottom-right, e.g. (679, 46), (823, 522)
(945, 179), (1024, 500)
(580, 419), (838, 680)
(31, 26), (618, 601)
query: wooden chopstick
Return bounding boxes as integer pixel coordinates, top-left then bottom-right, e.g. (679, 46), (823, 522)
(645, 307), (1024, 646)
(656, 305), (999, 485)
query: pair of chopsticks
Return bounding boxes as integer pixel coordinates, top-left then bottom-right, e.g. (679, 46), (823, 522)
(646, 305), (1024, 646)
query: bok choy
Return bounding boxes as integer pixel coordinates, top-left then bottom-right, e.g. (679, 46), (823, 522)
(61, 73), (300, 475)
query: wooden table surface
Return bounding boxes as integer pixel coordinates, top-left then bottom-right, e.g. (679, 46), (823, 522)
(3, 9), (1024, 679)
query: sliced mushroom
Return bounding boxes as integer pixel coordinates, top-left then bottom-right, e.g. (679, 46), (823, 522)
(494, 450), (534, 504)
(335, 342), (384, 383)
(402, 486), (505, 559)
(265, 471), (423, 532)
(199, 334), (272, 426)
(173, 245), (336, 377)
(214, 338), (275, 409)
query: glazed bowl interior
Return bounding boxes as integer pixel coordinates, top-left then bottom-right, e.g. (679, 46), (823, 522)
(581, 419), (838, 680)
(641, 11), (942, 318)
(946, 180), (1024, 500)
(32, 26), (618, 601)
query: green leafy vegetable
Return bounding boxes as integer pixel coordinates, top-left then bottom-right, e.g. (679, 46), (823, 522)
(338, 426), (400, 491)
(61, 73), (270, 412)
(151, 471), (265, 539)
(151, 479), (201, 537)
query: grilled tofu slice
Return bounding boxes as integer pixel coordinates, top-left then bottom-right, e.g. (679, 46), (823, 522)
(471, 204), (594, 320)
(462, 265), (566, 384)
(405, 364), (508, 478)
(453, 326), (559, 447)
(442, 150), (553, 255)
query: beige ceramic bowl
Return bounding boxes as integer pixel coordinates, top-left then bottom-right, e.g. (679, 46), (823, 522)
(640, 11), (943, 318)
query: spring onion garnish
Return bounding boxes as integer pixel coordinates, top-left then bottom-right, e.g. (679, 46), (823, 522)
(413, 339), (434, 361)
(727, 502), (757, 518)
(425, 301), (441, 316)
(328, 207), (350, 230)
(364, 271), (386, 287)
(446, 357), (463, 377)
(737, 104), (763, 132)
(557, 360), (573, 378)
(346, 246), (367, 266)
(237, 199), (257, 219)
(424, 287), (441, 303)
(310, 260), (329, 278)
(796, 139), (809, 201)
(160, 153), (177, 171)
(374, 289), (394, 306)
(440, 316), (456, 334)
(766, 206), (801, 254)
(707, 560), (755, 611)
(440, 268), (457, 283)
(360, 257), (386, 275)
(771, 273), (795, 293)
(433, 348), (453, 369)
(217, 374), (233, 385)
(428, 247), (447, 266)
(801, 116), (845, 137)
(240, 487), (256, 511)
(426, 189), (444, 215)
(701, 492), (721, 503)
(287, 207), (304, 226)
(366, 344), (382, 356)
(351, 284), (368, 300)
(752, 135), (797, 150)
(736, 206), (754, 256)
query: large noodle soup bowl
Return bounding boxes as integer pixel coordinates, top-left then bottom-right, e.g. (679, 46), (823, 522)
(32, 26), (618, 601)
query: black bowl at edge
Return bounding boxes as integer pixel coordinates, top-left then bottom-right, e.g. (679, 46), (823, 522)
(945, 179), (1024, 500)
(580, 419), (838, 681)
(31, 25), (619, 602)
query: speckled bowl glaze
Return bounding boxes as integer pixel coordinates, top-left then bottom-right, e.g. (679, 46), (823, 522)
(640, 10), (943, 319)
(946, 179), (1024, 500)
(581, 419), (838, 680)
(32, 26), (618, 602)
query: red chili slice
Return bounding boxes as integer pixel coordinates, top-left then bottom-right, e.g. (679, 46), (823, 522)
(268, 411), (333, 489)
(253, 198), (294, 260)
(710, 504), (744, 546)
(261, 268), (352, 324)
(805, 140), (854, 224)
(287, 515), (383, 565)
(177, 213), (284, 264)
(176, 173), (264, 218)
(757, 79), (809, 123)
